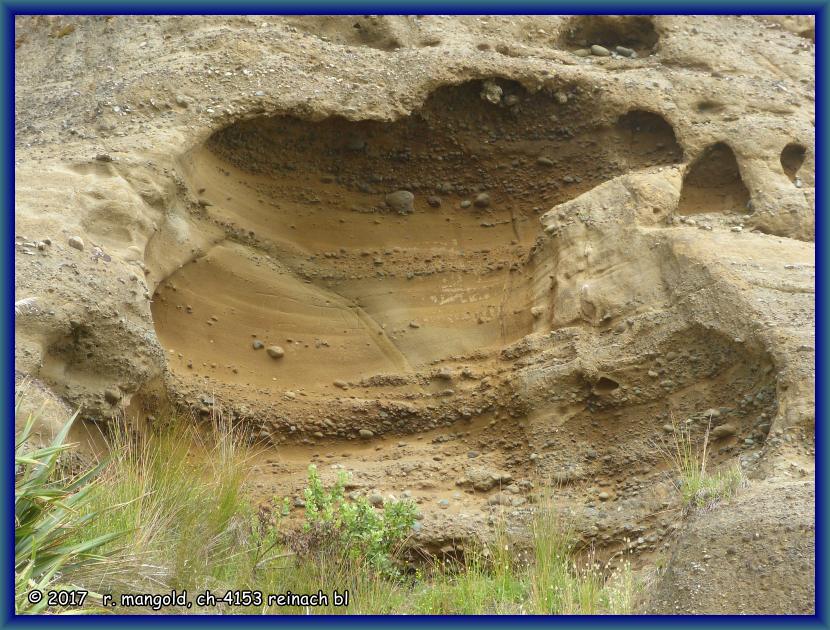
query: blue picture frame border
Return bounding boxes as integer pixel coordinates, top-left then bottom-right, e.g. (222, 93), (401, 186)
(2, 3), (826, 628)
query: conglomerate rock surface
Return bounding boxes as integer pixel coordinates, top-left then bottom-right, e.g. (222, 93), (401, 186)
(14, 15), (815, 614)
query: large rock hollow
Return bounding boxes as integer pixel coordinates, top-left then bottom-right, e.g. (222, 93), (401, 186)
(150, 79), (682, 400)
(142, 79), (780, 561)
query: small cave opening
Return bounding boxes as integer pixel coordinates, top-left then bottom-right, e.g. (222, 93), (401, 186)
(150, 78), (683, 408)
(594, 376), (621, 393)
(780, 142), (806, 182)
(695, 100), (725, 114)
(615, 109), (683, 162)
(559, 15), (659, 55)
(677, 142), (750, 215)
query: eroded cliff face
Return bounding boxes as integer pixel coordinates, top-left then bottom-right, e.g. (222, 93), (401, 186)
(14, 15), (815, 613)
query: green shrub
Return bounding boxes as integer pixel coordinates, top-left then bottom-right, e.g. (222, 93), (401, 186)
(296, 464), (417, 577)
(14, 401), (120, 613)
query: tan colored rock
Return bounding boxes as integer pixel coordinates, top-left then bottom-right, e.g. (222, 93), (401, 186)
(13, 16), (814, 614)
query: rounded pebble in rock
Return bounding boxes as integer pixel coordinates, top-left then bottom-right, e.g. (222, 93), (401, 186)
(573, 48), (591, 57)
(266, 345), (285, 359)
(104, 389), (121, 405)
(591, 44), (611, 57)
(359, 429), (374, 439)
(385, 190), (415, 214)
(252, 339), (264, 350)
(68, 236), (84, 251)
(438, 499), (450, 509)
(427, 195), (442, 208)
(488, 493), (508, 506)
(480, 80), (503, 104)
(537, 156), (554, 166)
(615, 45), (636, 57)
(711, 423), (737, 439)
(473, 192), (491, 208)
(460, 199), (472, 208)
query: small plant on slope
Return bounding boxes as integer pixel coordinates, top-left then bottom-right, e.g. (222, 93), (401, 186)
(298, 464), (417, 577)
(664, 413), (745, 510)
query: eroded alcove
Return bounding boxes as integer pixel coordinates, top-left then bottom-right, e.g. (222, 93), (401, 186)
(137, 79), (782, 565)
(677, 142), (750, 215)
(560, 15), (659, 55)
(151, 79), (683, 397)
(780, 142), (807, 182)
